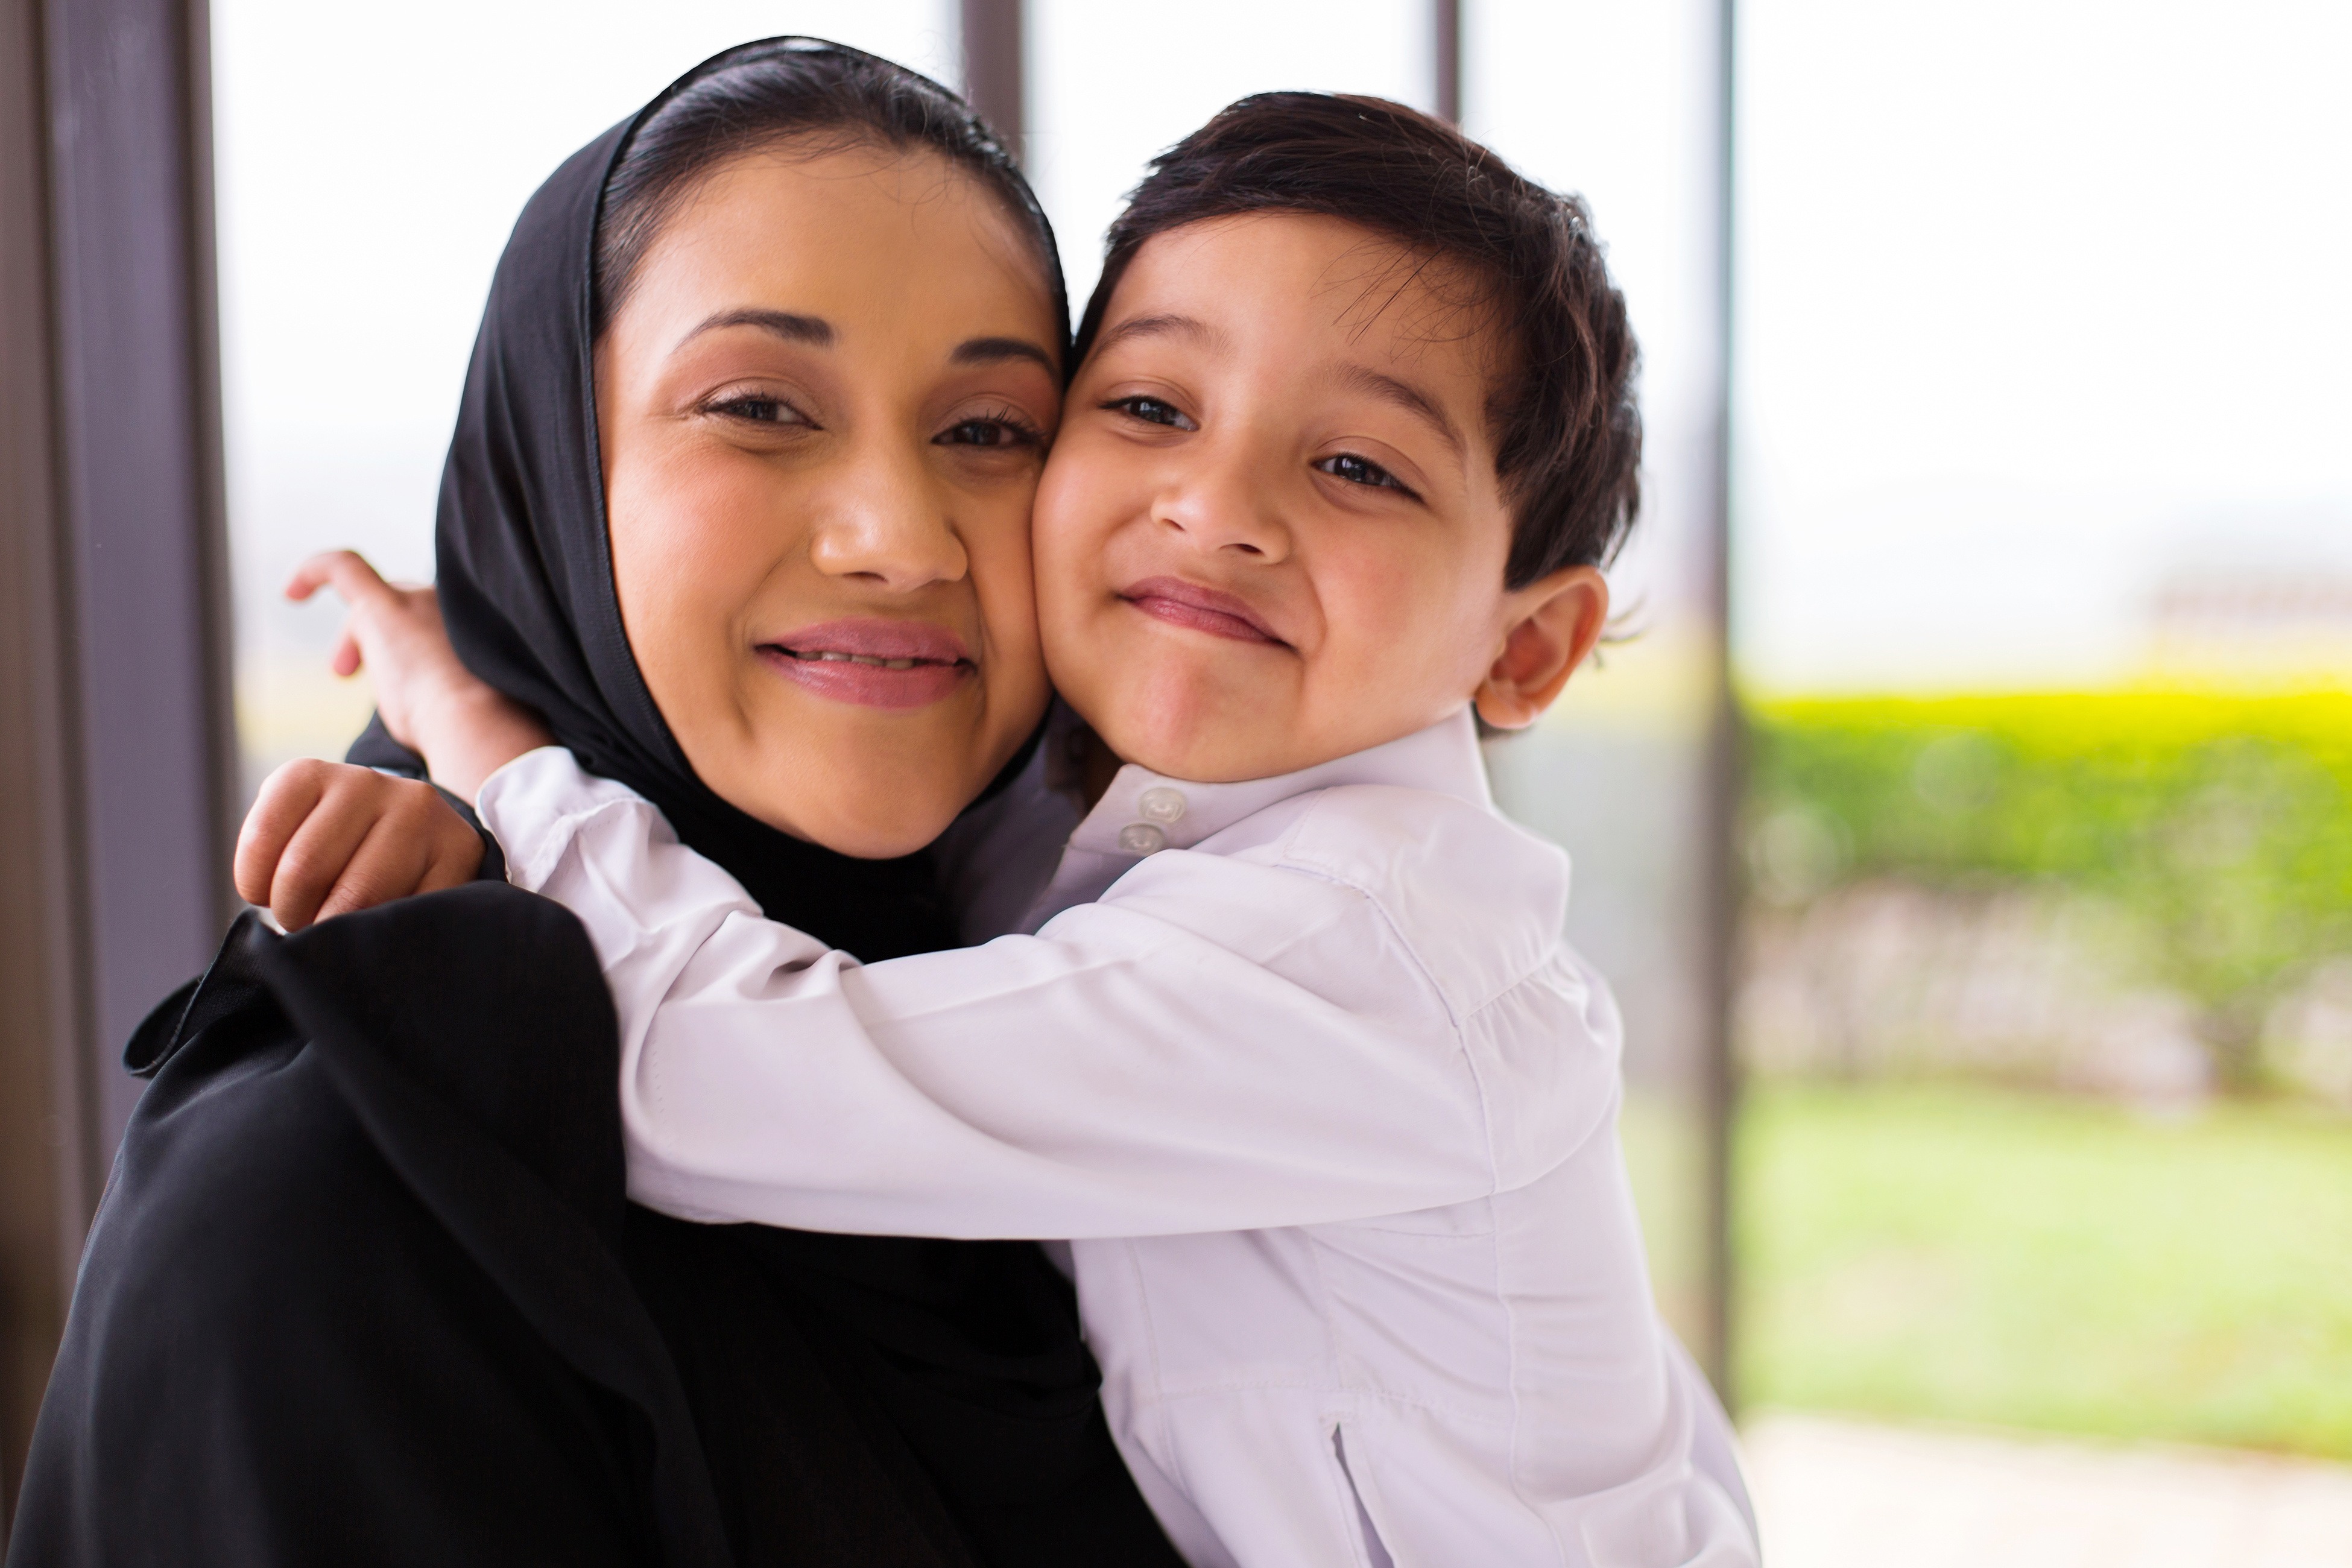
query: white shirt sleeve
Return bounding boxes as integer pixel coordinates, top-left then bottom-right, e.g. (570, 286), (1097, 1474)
(478, 747), (1508, 1240)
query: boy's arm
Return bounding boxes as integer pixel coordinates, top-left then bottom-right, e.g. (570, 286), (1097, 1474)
(482, 747), (1617, 1241)
(283, 549), (551, 802)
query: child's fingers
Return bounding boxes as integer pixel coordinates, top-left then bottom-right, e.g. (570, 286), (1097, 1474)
(309, 781), (483, 922)
(285, 549), (394, 609)
(267, 775), (390, 931)
(310, 816), (435, 925)
(233, 760), (330, 909)
(329, 623), (364, 679)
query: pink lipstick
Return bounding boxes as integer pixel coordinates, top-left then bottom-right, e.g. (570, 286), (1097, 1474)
(1119, 577), (1286, 646)
(757, 618), (975, 709)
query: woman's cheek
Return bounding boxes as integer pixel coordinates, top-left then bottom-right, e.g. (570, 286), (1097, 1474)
(612, 483), (751, 718)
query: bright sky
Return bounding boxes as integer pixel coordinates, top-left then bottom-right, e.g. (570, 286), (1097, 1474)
(1736, 0), (2352, 691)
(209, 0), (2351, 761)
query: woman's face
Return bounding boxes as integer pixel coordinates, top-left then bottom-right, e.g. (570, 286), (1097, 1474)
(599, 141), (1060, 858)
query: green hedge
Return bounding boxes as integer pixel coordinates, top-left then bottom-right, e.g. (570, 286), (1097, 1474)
(1745, 691), (2352, 1081)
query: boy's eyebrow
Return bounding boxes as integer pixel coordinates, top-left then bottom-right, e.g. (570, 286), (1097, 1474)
(951, 335), (1060, 373)
(1091, 312), (1224, 357)
(1336, 363), (1465, 458)
(681, 308), (834, 347)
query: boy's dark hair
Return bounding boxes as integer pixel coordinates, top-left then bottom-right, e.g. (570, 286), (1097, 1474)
(593, 37), (1067, 350)
(1075, 92), (1640, 588)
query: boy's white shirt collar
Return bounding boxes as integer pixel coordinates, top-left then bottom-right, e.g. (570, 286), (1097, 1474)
(1018, 704), (1493, 936)
(1068, 704), (1491, 858)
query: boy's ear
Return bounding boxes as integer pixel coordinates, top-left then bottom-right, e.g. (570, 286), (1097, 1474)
(1473, 565), (1609, 731)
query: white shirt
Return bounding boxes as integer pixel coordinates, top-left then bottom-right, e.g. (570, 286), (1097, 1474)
(478, 709), (1759, 1568)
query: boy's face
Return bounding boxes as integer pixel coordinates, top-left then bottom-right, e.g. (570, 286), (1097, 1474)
(1034, 213), (1595, 783)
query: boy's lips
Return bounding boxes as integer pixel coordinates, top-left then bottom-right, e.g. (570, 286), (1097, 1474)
(757, 618), (975, 710)
(1119, 577), (1286, 646)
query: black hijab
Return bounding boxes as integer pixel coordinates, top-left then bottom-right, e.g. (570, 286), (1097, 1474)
(428, 92), (952, 961)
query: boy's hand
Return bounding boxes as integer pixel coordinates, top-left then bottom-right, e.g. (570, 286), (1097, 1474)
(234, 759), (485, 931)
(288, 550), (552, 800)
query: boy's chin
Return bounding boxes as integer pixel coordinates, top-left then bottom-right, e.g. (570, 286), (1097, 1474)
(1090, 681), (1474, 786)
(1094, 709), (1303, 786)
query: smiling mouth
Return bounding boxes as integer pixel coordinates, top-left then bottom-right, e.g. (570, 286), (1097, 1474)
(1119, 577), (1288, 646)
(757, 619), (976, 710)
(780, 649), (949, 671)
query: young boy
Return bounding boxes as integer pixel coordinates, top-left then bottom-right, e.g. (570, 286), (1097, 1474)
(245, 95), (1757, 1566)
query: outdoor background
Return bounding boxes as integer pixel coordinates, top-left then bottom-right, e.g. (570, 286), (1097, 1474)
(1723, 0), (2352, 1478)
(209, 0), (2352, 1556)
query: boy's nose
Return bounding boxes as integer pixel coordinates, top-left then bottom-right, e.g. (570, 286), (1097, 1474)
(808, 437), (970, 589)
(1151, 435), (1292, 564)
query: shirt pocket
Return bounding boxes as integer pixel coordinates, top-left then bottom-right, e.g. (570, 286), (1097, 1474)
(1307, 1204), (1514, 1418)
(1333, 1196), (1497, 1239)
(1330, 1421), (1398, 1568)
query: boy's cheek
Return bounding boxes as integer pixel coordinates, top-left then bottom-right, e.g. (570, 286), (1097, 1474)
(1026, 479), (1123, 666)
(1026, 481), (1101, 576)
(1034, 583), (1112, 710)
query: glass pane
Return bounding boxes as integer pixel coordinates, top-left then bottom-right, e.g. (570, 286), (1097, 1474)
(1467, 0), (1729, 1361)
(1028, 0), (1433, 305)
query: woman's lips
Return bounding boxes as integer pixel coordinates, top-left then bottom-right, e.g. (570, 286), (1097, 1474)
(1119, 577), (1286, 645)
(757, 618), (975, 710)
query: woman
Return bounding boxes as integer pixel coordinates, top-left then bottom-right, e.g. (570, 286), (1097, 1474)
(8, 40), (1180, 1568)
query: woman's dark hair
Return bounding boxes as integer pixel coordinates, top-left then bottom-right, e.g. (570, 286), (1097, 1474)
(593, 38), (1067, 350)
(1075, 92), (1640, 587)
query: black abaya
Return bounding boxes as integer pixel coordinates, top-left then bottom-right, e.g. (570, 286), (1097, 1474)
(12, 892), (732, 1567)
(8, 37), (1177, 1568)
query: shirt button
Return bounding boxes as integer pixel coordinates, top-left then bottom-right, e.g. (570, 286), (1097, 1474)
(1116, 823), (1168, 856)
(1137, 786), (1187, 825)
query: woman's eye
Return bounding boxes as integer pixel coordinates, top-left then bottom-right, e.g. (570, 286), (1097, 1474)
(1315, 452), (1412, 493)
(709, 394), (807, 427)
(1105, 396), (1197, 431)
(937, 417), (1041, 449)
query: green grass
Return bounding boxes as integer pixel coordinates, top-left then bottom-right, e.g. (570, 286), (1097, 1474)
(1734, 1079), (2352, 1458)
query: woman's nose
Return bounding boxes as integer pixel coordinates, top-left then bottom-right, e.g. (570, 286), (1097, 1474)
(807, 435), (970, 589)
(1152, 432), (1292, 564)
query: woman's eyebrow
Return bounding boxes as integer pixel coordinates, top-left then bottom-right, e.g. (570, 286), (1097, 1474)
(1336, 362), (1465, 458)
(681, 308), (834, 346)
(951, 336), (1058, 373)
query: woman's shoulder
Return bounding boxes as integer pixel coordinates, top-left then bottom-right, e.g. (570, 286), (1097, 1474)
(15, 888), (730, 1568)
(126, 888), (625, 1225)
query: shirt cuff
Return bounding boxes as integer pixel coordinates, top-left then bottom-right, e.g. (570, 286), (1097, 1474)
(476, 745), (656, 892)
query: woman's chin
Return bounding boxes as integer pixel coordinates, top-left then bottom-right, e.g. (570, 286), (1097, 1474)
(730, 777), (967, 861)
(817, 813), (959, 861)
(695, 684), (1043, 858)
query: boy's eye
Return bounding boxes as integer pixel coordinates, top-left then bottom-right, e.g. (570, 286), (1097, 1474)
(937, 415), (1042, 449)
(1105, 395), (1197, 431)
(1315, 452), (1413, 495)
